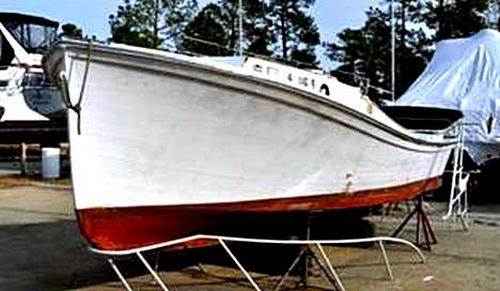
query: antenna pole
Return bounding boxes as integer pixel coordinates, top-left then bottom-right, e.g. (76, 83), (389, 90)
(390, 0), (396, 101)
(154, 0), (160, 47)
(238, 0), (244, 56)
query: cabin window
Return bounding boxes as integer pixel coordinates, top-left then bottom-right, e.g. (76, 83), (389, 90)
(253, 64), (263, 73)
(320, 84), (330, 96)
(3, 22), (57, 54)
(287, 73), (293, 82)
(311, 79), (316, 89)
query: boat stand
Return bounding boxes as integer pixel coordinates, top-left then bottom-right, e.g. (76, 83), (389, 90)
(92, 234), (426, 291)
(391, 196), (437, 250)
(272, 242), (343, 291)
(272, 215), (343, 291)
(382, 200), (412, 221)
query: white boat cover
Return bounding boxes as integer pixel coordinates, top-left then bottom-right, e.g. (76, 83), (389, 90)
(396, 29), (500, 164)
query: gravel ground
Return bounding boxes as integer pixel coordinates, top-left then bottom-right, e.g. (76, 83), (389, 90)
(0, 176), (498, 290)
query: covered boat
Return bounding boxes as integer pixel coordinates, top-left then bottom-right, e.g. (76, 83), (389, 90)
(396, 29), (500, 164)
(44, 40), (459, 251)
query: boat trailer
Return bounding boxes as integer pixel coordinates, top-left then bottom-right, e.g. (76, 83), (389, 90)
(91, 234), (425, 291)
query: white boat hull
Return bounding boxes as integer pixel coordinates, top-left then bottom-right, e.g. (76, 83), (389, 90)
(45, 41), (456, 250)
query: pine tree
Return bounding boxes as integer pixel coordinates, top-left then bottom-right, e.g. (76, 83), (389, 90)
(180, 0), (273, 56)
(326, 8), (392, 100)
(325, 0), (493, 101)
(109, 0), (198, 49)
(268, 0), (320, 67)
(242, 0), (275, 56)
(325, 5), (429, 101)
(424, 0), (490, 40)
(181, 4), (232, 55)
(60, 23), (83, 40)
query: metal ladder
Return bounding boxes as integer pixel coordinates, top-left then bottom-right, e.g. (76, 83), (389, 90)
(443, 124), (469, 229)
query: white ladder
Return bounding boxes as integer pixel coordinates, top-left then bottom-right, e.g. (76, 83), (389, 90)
(443, 124), (469, 229)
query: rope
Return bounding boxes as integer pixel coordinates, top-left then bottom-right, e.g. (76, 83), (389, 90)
(58, 72), (72, 109)
(74, 40), (94, 134)
(59, 40), (93, 135)
(181, 35), (233, 53)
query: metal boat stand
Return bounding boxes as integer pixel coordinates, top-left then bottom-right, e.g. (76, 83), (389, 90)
(272, 214), (341, 291)
(382, 200), (412, 221)
(271, 242), (343, 291)
(91, 234), (426, 291)
(391, 195), (437, 250)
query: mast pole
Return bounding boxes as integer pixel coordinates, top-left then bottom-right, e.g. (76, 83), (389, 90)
(154, 0), (159, 47)
(390, 0), (396, 102)
(238, 0), (244, 56)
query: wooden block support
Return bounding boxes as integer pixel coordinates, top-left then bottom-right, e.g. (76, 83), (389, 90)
(20, 143), (27, 176)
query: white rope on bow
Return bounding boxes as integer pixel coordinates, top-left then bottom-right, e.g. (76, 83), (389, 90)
(58, 40), (93, 135)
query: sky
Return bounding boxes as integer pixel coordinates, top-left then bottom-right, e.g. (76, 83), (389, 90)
(0, 0), (380, 68)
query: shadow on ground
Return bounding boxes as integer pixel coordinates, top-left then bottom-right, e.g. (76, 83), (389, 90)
(0, 220), (112, 290)
(0, 210), (376, 290)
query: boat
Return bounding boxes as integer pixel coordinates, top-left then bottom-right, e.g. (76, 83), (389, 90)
(0, 12), (65, 121)
(396, 29), (500, 165)
(43, 39), (461, 251)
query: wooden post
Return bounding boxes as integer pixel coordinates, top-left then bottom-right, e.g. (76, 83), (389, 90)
(20, 143), (27, 176)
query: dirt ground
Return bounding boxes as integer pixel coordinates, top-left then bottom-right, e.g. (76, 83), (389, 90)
(0, 176), (498, 291)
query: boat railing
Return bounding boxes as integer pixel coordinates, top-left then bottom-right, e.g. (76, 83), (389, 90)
(77, 32), (391, 99)
(91, 234), (426, 291)
(181, 34), (396, 99)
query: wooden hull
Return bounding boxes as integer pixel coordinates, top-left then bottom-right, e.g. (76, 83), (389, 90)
(44, 41), (456, 251)
(78, 177), (441, 251)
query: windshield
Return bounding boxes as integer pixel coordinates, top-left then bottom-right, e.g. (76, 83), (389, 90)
(3, 21), (57, 54)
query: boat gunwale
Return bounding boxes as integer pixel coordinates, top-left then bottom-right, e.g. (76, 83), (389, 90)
(47, 40), (458, 150)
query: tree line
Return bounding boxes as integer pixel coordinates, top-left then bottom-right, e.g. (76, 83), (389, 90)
(61, 0), (499, 101)
(328, 0), (499, 99)
(107, 0), (320, 67)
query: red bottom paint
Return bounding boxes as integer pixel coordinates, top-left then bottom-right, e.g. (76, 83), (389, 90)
(77, 177), (441, 251)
